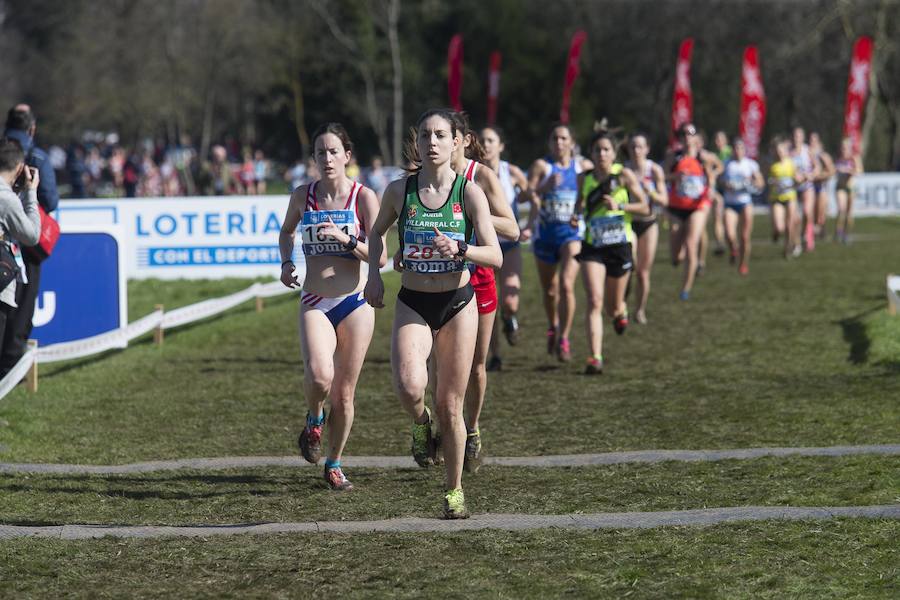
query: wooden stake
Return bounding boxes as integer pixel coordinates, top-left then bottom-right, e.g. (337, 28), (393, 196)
(256, 296), (264, 313)
(889, 275), (897, 316)
(26, 339), (38, 393)
(154, 304), (165, 346)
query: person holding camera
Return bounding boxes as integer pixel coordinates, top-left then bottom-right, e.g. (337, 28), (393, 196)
(1, 105), (59, 377)
(0, 137), (41, 350)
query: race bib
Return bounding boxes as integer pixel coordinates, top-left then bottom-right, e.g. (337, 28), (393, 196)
(403, 229), (467, 274)
(301, 209), (355, 257)
(588, 214), (627, 247)
(677, 175), (706, 200)
(775, 177), (793, 194)
(541, 191), (577, 223)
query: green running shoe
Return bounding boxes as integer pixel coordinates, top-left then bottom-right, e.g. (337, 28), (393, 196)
(443, 487), (470, 520)
(463, 428), (483, 473)
(411, 406), (436, 468)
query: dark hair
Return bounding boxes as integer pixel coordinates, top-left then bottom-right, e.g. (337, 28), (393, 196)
(415, 108), (459, 135)
(402, 126), (421, 173)
(5, 107), (34, 132)
(480, 125), (506, 144)
(588, 129), (619, 154)
(548, 122), (574, 139)
(450, 112), (486, 163)
(0, 137), (25, 172)
(311, 122), (354, 155)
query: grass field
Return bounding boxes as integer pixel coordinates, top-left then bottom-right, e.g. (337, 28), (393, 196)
(1, 216), (898, 598)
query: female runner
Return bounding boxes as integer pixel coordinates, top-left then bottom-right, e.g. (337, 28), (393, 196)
(791, 127), (819, 252)
(364, 109), (501, 519)
(625, 132), (668, 324)
(572, 131), (648, 373)
(526, 124), (592, 361)
(664, 122), (712, 300)
(279, 123), (386, 491)
(480, 126), (530, 369)
(768, 136), (801, 258)
(721, 137), (764, 274)
(809, 132), (835, 240)
(834, 138), (863, 244)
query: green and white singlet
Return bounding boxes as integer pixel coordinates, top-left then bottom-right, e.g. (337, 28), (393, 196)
(398, 174), (473, 274)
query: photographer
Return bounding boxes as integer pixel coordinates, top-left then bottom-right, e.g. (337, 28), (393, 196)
(1, 105), (58, 376)
(0, 137), (41, 350)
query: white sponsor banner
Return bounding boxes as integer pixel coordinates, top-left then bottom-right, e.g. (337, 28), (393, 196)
(851, 173), (900, 216)
(57, 195), (297, 279)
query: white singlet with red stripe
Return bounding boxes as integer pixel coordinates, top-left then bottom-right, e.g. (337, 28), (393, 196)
(301, 180), (367, 259)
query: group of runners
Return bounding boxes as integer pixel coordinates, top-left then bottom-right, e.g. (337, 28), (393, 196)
(278, 111), (863, 519)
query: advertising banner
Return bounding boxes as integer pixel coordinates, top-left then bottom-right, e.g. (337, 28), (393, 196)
(843, 36), (874, 155)
(850, 173), (900, 217)
(448, 34), (464, 111)
(57, 195), (295, 279)
(560, 30), (587, 124)
(32, 225), (127, 344)
(739, 45), (766, 159)
(487, 51), (502, 126)
(670, 38), (695, 142)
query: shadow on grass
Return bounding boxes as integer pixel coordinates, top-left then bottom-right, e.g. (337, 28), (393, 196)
(42, 294), (297, 380)
(836, 305), (882, 365)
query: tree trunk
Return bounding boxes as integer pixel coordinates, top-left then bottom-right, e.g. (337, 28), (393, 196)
(291, 77), (311, 158)
(388, 0), (403, 165)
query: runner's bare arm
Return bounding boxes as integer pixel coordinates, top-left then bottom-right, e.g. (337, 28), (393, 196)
(571, 171), (587, 227)
(461, 183), (502, 269)
(475, 166), (519, 241)
(620, 168), (650, 216)
(278, 186), (307, 287)
(649, 163), (669, 206)
(364, 179), (403, 308)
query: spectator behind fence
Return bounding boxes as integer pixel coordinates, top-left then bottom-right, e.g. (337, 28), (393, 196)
(364, 155), (389, 198)
(0, 137), (41, 364)
(1, 105), (59, 377)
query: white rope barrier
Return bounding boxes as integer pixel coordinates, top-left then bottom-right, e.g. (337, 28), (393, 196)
(0, 347), (36, 399)
(0, 263), (394, 400)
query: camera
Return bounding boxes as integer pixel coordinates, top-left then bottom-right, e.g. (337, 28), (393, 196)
(12, 166), (34, 194)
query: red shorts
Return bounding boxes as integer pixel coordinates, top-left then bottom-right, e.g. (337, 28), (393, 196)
(470, 266), (498, 314)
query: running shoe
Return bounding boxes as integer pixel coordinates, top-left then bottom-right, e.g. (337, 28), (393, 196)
(298, 414), (324, 464)
(679, 290), (690, 301)
(713, 245), (725, 257)
(805, 225), (815, 251)
(486, 356), (502, 372)
(546, 327), (557, 355)
(324, 466), (353, 491)
(411, 406), (436, 468)
(585, 356), (603, 375)
(738, 264), (749, 276)
(792, 245), (803, 258)
(464, 428), (483, 473)
(443, 488), (470, 520)
(635, 309), (648, 325)
(557, 337), (571, 362)
(613, 313), (629, 336)
(503, 315), (520, 346)
(729, 250), (737, 265)
(696, 264), (705, 277)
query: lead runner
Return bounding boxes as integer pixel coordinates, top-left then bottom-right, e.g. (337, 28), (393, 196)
(364, 108), (501, 519)
(279, 123), (385, 491)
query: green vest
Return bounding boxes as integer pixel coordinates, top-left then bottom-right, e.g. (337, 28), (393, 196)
(398, 174), (472, 274)
(582, 163), (633, 247)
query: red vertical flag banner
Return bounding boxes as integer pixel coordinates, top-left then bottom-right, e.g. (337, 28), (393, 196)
(560, 30), (587, 124)
(670, 38), (695, 142)
(447, 34), (464, 112)
(487, 51), (502, 126)
(843, 36), (874, 155)
(739, 45), (766, 159)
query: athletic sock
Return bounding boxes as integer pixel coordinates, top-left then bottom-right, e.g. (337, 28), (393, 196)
(307, 410), (325, 427)
(324, 458), (340, 470)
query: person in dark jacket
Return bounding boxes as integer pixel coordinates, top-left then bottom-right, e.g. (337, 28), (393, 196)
(0, 105), (60, 376)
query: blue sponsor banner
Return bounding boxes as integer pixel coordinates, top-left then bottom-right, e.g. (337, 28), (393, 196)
(138, 245), (282, 267)
(32, 228), (127, 345)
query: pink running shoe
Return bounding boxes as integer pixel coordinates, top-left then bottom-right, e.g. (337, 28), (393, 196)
(299, 421), (323, 464)
(324, 466), (353, 491)
(557, 337), (571, 362)
(805, 224), (815, 251)
(546, 327), (557, 355)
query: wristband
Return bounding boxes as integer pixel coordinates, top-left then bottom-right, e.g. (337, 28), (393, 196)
(344, 235), (358, 251)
